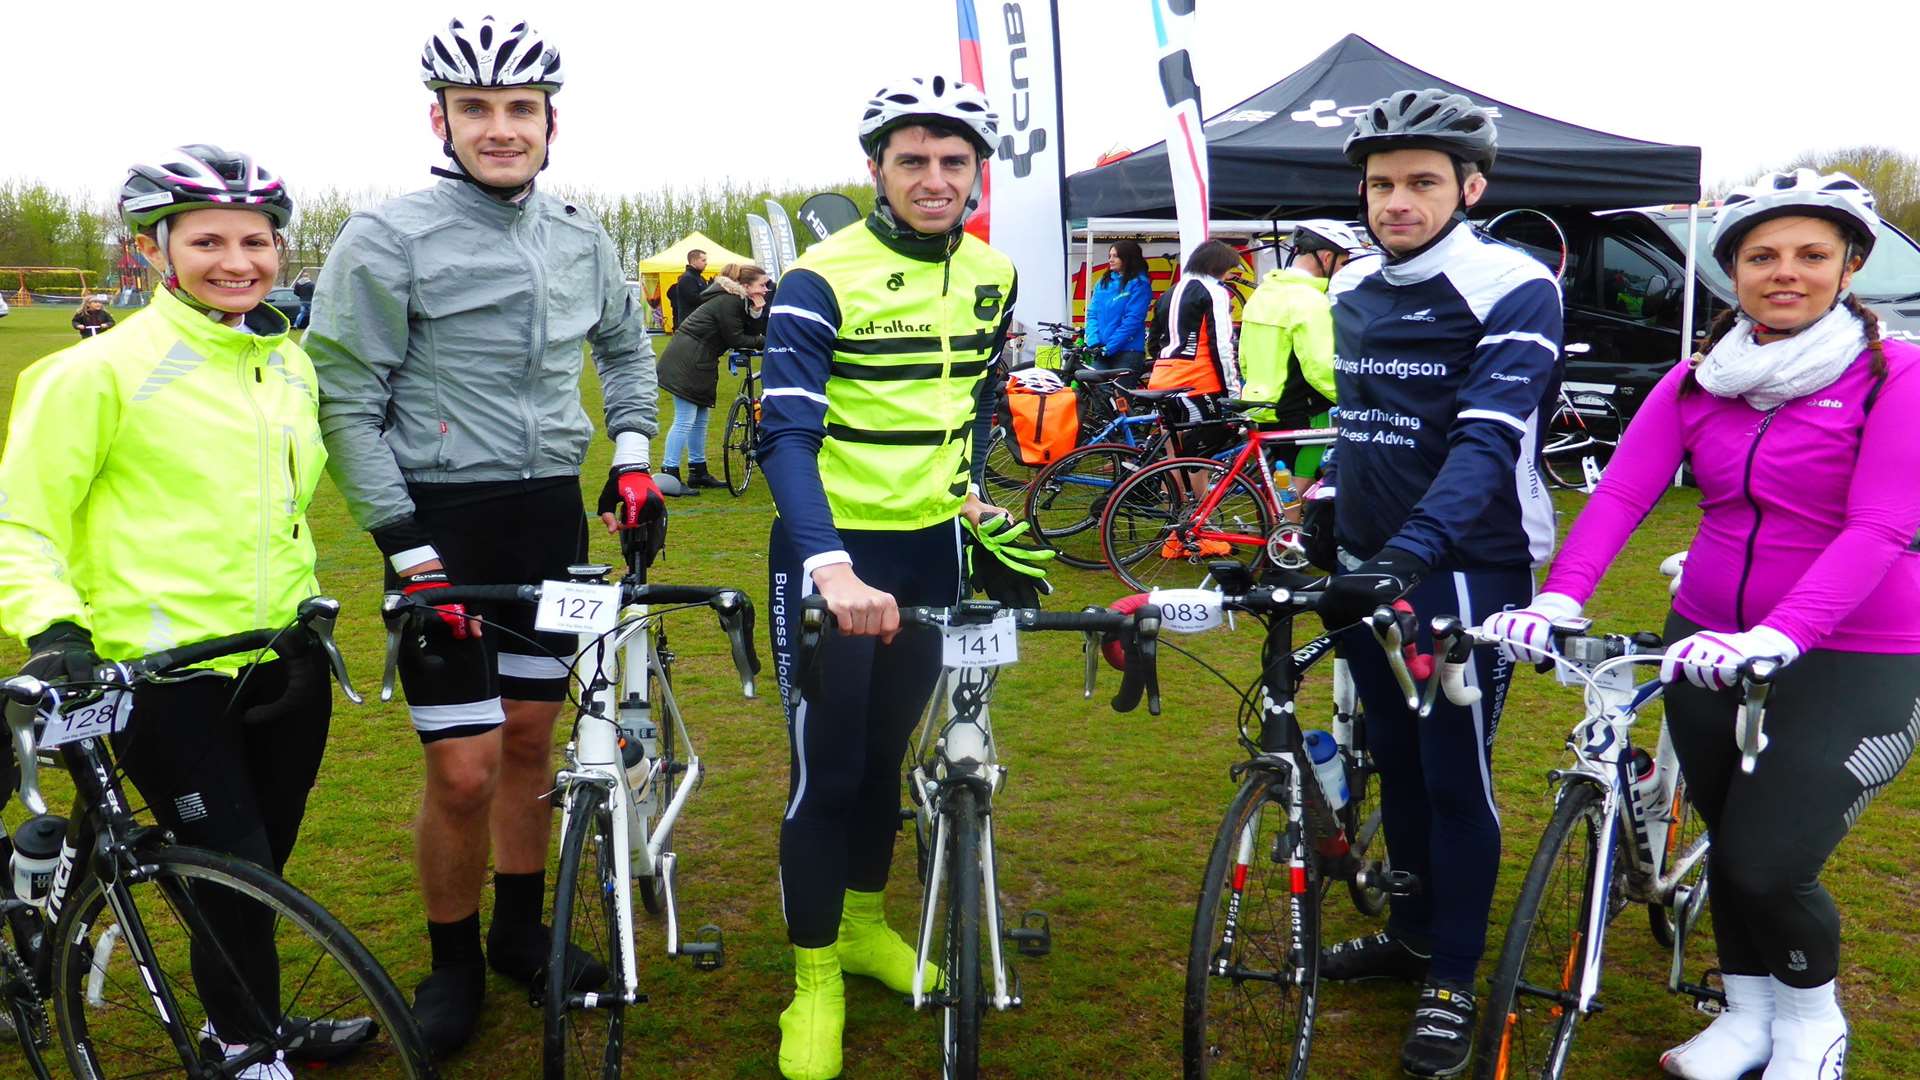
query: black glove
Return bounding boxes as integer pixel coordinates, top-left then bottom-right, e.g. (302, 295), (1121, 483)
(22, 622), (99, 685)
(1301, 492), (1338, 573)
(1315, 545), (1431, 630)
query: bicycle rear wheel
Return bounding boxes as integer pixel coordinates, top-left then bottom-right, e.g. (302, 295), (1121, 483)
(1023, 442), (1144, 569)
(722, 395), (756, 496)
(1476, 782), (1606, 1080)
(1649, 769), (1706, 949)
(936, 785), (982, 1080)
(545, 783), (624, 1080)
(52, 844), (430, 1079)
(1541, 394), (1619, 491)
(983, 425), (1037, 500)
(1100, 456), (1272, 592)
(1183, 768), (1318, 1080)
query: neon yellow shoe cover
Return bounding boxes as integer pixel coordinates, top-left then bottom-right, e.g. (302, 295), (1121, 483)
(778, 945), (843, 1080)
(836, 890), (944, 993)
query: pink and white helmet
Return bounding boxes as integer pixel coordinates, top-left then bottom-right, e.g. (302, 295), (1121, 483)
(119, 145), (293, 231)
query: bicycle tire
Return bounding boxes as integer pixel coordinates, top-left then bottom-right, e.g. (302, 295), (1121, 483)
(1100, 456), (1273, 592)
(1476, 782), (1606, 1080)
(939, 784), (982, 1080)
(983, 425), (1037, 500)
(1183, 768), (1317, 1079)
(51, 844), (431, 1080)
(545, 783), (624, 1080)
(1541, 395), (1620, 491)
(722, 395), (756, 496)
(1022, 442), (1145, 569)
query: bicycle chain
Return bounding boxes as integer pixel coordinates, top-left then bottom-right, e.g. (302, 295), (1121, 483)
(0, 928), (50, 1050)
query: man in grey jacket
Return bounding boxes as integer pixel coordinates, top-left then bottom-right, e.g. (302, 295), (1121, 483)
(306, 15), (663, 1057)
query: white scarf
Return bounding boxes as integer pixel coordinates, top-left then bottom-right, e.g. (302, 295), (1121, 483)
(1694, 303), (1867, 411)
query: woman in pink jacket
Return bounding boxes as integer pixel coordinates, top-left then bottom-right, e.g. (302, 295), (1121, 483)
(1486, 170), (1920, 1080)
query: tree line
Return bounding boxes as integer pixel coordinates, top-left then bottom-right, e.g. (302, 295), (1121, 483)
(0, 177), (875, 292)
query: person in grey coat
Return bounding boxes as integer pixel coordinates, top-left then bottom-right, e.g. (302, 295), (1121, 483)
(656, 263), (769, 492)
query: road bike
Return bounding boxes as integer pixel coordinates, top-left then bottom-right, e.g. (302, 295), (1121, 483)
(1541, 350), (1624, 492)
(381, 532), (759, 1079)
(794, 594), (1163, 1079)
(0, 598), (434, 1079)
(720, 348), (763, 496)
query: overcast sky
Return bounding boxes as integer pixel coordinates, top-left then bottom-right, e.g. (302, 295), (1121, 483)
(13, 0), (1917, 205)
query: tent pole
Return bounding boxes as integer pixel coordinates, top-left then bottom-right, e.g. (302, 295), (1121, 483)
(1680, 202), (1699, 364)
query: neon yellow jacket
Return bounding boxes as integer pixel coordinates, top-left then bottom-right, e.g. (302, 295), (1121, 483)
(1238, 268), (1336, 422)
(0, 289), (325, 668)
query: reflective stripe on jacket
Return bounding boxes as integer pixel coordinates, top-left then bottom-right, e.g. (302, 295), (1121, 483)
(0, 289), (324, 667)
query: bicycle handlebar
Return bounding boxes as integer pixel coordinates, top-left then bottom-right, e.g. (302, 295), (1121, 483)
(3, 596), (360, 815)
(380, 581), (763, 701)
(795, 595), (1163, 716)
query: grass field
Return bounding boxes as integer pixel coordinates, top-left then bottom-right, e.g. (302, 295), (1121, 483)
(0, 302), (1913, 1078)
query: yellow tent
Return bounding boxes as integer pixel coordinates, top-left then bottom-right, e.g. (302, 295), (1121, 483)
(638, 231), (758, 331)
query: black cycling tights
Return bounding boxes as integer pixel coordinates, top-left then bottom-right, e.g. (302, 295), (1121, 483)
(768, 517), (961, 949)
(1664, 612), (1920, 988)
(110, 657), (332, 1041)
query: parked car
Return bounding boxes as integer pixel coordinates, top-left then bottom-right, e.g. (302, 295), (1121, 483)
(1485, 205), (1920, 420)
(264, 287), (310, 329)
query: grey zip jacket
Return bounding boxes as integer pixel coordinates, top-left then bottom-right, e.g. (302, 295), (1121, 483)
(308, 179), (656, 551)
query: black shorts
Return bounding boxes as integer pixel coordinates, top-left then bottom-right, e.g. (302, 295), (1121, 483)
(388, 479), (589, 742)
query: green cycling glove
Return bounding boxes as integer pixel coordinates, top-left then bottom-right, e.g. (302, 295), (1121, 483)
(962, 515), (1056, 608)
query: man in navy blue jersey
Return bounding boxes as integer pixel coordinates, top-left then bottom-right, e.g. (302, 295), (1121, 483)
(1312, 88), (1562, 1079)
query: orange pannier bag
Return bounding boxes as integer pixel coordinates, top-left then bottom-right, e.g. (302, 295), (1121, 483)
(1005, 381), (1079, 467)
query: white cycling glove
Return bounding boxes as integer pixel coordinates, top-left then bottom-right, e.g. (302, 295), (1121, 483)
(1659, 626), (1799, 691)
(1481, 592), (1582, 665)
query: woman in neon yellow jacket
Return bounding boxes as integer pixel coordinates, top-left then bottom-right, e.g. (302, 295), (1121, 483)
(0, 146), (373, 1070)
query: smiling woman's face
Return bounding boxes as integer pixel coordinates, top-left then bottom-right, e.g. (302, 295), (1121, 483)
(1732, 215), (1859, 332)
(138, 207), (279, 317)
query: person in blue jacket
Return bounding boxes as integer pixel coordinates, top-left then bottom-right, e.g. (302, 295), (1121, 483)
(1082, 239), (1151, 374)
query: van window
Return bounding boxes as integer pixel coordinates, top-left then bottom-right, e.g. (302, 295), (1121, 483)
(1598, 238), (1668, 322)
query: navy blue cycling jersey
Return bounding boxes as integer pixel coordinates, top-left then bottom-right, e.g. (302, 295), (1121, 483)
(1326, 222), (1562, 571)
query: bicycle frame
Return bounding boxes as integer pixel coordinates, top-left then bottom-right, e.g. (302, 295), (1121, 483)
(1183, 427), (1337, 547)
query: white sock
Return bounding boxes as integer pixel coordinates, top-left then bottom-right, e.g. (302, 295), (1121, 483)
(1763, 979), (1847, 1079)
(1661, 973), (1774, 1080)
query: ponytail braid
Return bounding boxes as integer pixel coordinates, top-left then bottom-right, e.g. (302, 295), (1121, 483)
(1844, 293), (1888, 378)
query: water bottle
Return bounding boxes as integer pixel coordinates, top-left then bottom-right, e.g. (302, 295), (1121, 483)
(9, 814), (67, 909)
(1626, 748), (1667, 869)
(618, 710), (659, 793)
(1303, 730), (1349, 810)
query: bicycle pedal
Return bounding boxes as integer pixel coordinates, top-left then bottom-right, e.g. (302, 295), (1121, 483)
(1378, 869), (1422, 897)
(682, 924), (724, 971)
(1004, 910), (1051, 958)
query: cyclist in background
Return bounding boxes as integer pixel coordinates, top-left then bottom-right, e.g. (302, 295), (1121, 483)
(1083, 238), (1152, 376)
(306, 15), (661, 1057)
(0, 146), (369, 1076)
(758, 75), (1027, 1080)
(1488, 170), (1920, 1080)
(1146, 238), (1245, 460)
(1239, 219), (1372, 486)
(1311, 89), (1562, 1079)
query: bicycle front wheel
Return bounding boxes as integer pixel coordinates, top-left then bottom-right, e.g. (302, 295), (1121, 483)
(1476, 782), (1606, 1080)
(52, 844), (430, 1079)
(1183, 769), (1318, 1080)
(1101, 456), (1272, 591)
(545, 783), (625, 1080)
(722, 395), (756, 496)
(1023, 442), (1144, 569)
(937, 785), (983, 1080)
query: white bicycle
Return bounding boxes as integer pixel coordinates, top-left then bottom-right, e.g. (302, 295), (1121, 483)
(382, 535), (760, 1079)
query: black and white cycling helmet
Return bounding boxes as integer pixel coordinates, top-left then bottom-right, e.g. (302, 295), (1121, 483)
(119, 145), (293, 232)
(420, 16), (563, 93)
(1343, 88), (1498, 172)
(858, 75), (999, 159)
(1709, 168), (1878, 271)
(1291, 220), (1371, 257)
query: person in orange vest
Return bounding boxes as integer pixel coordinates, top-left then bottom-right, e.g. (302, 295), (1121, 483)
(1146, 239), (1242, 459)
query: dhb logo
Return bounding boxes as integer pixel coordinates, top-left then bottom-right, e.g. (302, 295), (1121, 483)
(886, 272), (905, 292)
(995, 3), (1050, 179)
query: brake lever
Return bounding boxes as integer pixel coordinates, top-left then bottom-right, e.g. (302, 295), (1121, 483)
(1111, 606), (1163, 715)
(1368, 604), (1421, 711)
(798, 597), (828, 704)
(2, 677), (51, 815)
(296, 596), (363, 704)
(1422, 616), (1483, 716)
(1081, 628), (1099, 700)
(713, 590), (761, 698)
(379, 591), (408, 702)
(1736, 656), (1780, 774)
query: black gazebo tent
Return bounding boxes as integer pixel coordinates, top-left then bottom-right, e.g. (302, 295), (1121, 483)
(1067, 34), (1701, 219)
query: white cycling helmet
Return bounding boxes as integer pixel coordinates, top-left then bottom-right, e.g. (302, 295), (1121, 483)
(1291, 220), (1371, 257)
(858, 75), (999, 159)
(1006, 366), (1067, 395)
(420, 16), (563, 93)
(1710, 168), (1878, 271)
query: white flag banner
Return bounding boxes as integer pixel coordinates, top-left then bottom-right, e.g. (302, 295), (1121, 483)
(745, 214), (777, 278)
(1150, 0), (1210, 264)
(964, 0), (1069, 328)
(765, 200), (800, 280)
